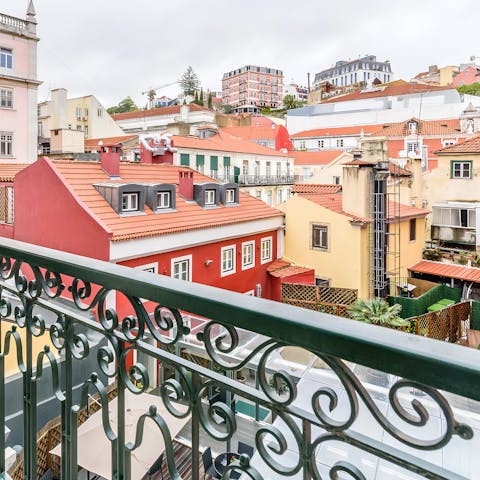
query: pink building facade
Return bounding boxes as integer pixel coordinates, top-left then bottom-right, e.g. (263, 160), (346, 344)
(0, 1), (39, 164)
(222, 65), (283, 113)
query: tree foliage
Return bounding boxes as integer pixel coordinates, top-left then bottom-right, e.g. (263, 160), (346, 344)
(347, 298), (407, 327)
(283, 94), (304, 110)
(179, 66), (200, 97)
(107, 96), (138, 115)
(457, 82), (480, 96)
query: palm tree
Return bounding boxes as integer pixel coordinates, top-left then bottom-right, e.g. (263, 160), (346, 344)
(347, 298), (408, 328)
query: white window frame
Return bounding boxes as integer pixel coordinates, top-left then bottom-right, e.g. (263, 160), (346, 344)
(336, 139), (344, 148)
(451, 161), (471, 179)
(0, 132), (13, 157)
(156, 191), (171, 209)
(241, 241), (255, 270)
(442, 139), (456, 147)
(0, 48), (13, 70)
(0, 88), (13, 108)
(260, 237), (272, 264)
(205, 189), (216, 205)
(225, 188), (235, 204)
(221, 245), (236, 276)
(122, 192), (139, 212)
(406, 141), (420, 153)
(135, 262), (159, 302)
(171, 254), (192, 281)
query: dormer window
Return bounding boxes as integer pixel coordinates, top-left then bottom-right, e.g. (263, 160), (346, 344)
(225, 189), (235, 204)
(205, 189), (216, 205)
(122, 192), (139, 212)
(157, 191), (171, 209)
(408, 121), (418, 134)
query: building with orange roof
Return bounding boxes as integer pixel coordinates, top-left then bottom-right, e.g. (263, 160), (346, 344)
(0, 148), (289, 310)
(171, 128), (295, 207)
(280, 161), (428, 298)
(220, 123), (292, 151)
(287, 80), (480, 136)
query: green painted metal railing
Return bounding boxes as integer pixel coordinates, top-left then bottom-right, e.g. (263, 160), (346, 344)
(0, 238), (479, 479)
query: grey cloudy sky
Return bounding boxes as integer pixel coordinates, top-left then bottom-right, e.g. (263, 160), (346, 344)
(3, 0), (480, 108)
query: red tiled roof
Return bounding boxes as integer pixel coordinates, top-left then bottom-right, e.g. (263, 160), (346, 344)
(291, 124), (384, 139)
(269, 265), (314, 278)
(266, 260), (291, 272)
(290, 150), (347, 165)
(292, 184), (342, 194)
(0, 163), (29, 182)
(370, 118), (461, 137)
(322, 81), (451, 104)
(173, 131), (291, 158)
(112, 103), (212, 121)
(221, 125), (279, 141)
(299, 193), (428, 223)
(435, 135), (480, 154)
(409, 260), (480, 283)
(84, 135), (137, 150)
(50, 160), (283, 241)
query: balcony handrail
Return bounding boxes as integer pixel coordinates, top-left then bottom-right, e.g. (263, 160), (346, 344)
(0, 237), (479, 402)
(0, 13), (27, 30)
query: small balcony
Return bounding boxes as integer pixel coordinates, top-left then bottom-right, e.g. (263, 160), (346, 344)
(0, 238), (479, 479)
(236, 175), (298, 186)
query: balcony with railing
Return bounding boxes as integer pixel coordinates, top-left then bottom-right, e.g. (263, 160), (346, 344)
(236, 175), (299, 186)
(0, 237), (479, 479)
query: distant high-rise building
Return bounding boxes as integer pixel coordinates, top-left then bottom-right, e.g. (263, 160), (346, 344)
(222, 65), (283, 113)
(313, 55), (393, 89)
(0, 1), (40, 163)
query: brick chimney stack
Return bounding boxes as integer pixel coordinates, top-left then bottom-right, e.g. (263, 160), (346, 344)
(100, 143), (121, 178)
(178, 170), (194, 200)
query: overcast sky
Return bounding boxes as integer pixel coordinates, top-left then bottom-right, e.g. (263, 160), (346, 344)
(3, 0), (480, 108)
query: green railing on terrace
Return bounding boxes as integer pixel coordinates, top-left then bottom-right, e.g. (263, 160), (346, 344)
(0, 238), (479, 479)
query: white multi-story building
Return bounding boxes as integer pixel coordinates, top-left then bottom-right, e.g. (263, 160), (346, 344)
(313, 55), (393, 89)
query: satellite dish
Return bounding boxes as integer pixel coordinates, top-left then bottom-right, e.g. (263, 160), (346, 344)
(399, 150), (407, 158)
(407, 151), (416, 159)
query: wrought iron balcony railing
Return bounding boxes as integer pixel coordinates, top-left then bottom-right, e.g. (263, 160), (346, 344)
(0, 237), (479, 479)
(236, 175), (297, 186)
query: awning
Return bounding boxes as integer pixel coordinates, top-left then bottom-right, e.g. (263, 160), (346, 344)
(409, 260), (480, 283)
(50, 390), (189, 480)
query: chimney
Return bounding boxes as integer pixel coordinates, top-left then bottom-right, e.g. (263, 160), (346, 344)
(342, 162), (373, 219)
(178, 170), (194, 200)
(100, 143), (121, 178)
(409, 157), (424, 207)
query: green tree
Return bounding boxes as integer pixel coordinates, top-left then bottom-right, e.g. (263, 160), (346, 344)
(347, 298), (408, 328)
(283, 94), (298, 110)
(457, 82), (480, 96)
(147, 89), (156, 103)
(179, 66), (200, 97)
(107, 96), (138, 114)
(222, 104), (234, 114)
(208, 92), (213, 109)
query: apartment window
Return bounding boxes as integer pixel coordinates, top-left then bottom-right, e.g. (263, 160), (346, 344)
(336, 139), (344, 148)
(76, 107), (82, 120)
(433, 206), (476, 228)
(0, 88), (13, 108)
(225, 189), (235, 204)
(312, 224), (329, 250)
(318, 140), (324, 148)
(38, 122), (43, 137)
(210, 156), (218, 178)
(255, 190), (262, 199)
(205, 189), (215, 205)
(299, 140), (306, 149)
(266, 190), (273, 206)
(196, 154), (205, 173)
(266, 162), (271, 177)
(0, 48), (13, 69)
(406, 141), (419, 153)
(76, 125), (82, 131)
(135, 262), (158, 274)
(97, 108), (103, 117)
(221, 245), (236, 276)
(121, 192), (139, 212)
(451, 161), (472, 179)
(84, 125), (88, 137)
(0, 185), (14, 224)
(156, 191), (171, 209)
(171, 255), (192, 281)
(277, 189), (282, 205)
(242, 241), (255, 269)
(84, 108), (88, 118)
(0, 133), (13, 156)
(180, 153), (190, 166)
(333, 176), (341, 185)
(409, 218), (416, 242)
(443, 139), (456, 147)
(261, 237), (272, 264)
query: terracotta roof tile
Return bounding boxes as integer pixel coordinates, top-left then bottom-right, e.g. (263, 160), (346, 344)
(84, 135), (137, 150)
(266, 260), (291, 272)
(322, 81), (451, 104)
(370, 118), (462, 137)
(292, 184), (342, 194)
(435, 135), (480, 154)
(290, 150), (347, 165)
(269, 265), (314, 278)
(173, 131), (292, 158)
(0, 163), (30, 182)
(409, 260), (480, 283)
(112, 103), (212, 121)
(50, 160), (283, 241)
